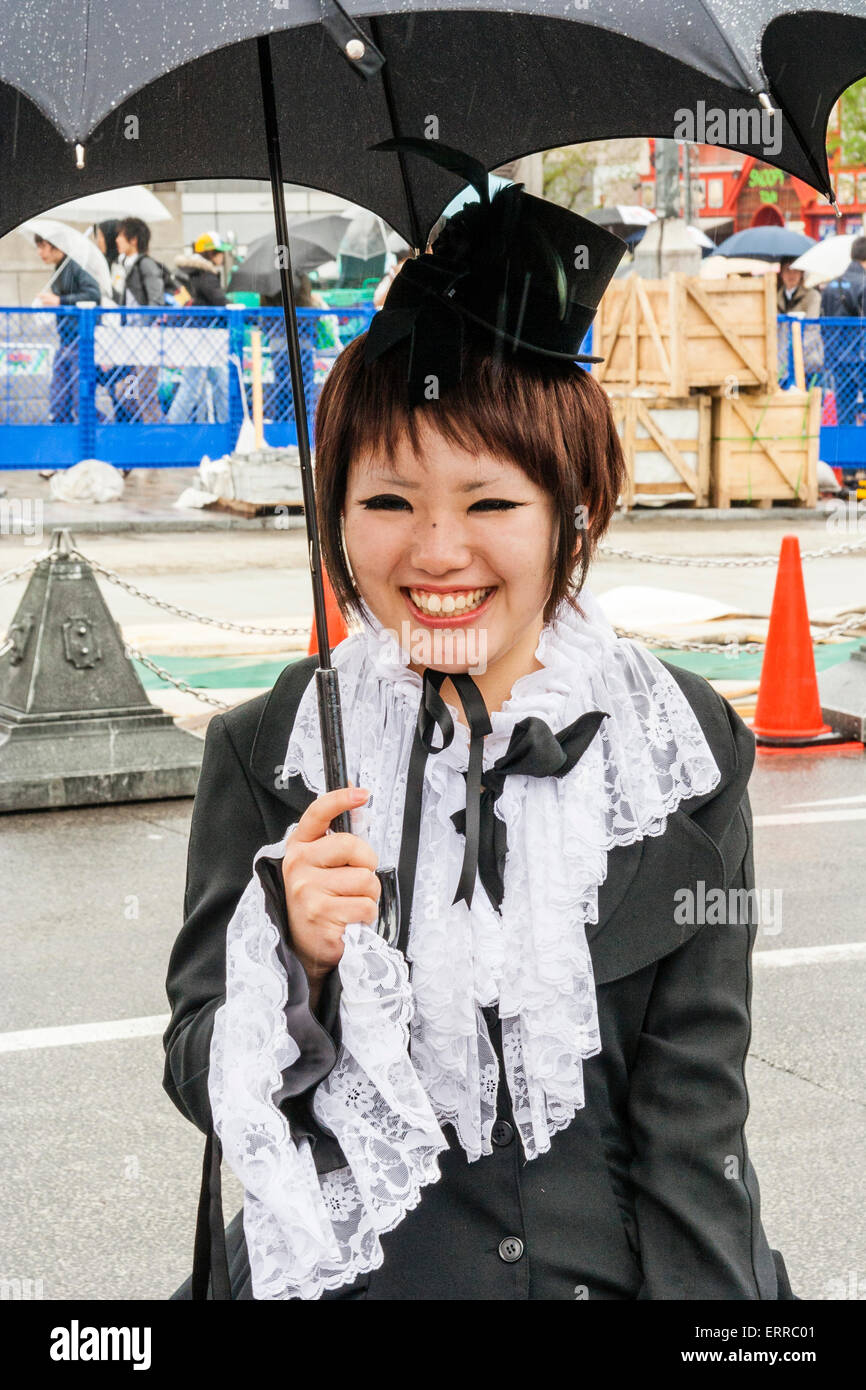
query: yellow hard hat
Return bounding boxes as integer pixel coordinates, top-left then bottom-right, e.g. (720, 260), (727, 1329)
(193, 231), (229, 255)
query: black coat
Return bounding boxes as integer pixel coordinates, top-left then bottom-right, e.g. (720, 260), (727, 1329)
(163, 654), (797, 1301)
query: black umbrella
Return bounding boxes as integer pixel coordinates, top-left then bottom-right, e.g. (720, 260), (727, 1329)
(3, 0), (865, 833)
(5, 3), (866, 244)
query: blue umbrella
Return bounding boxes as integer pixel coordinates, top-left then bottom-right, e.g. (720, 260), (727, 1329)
(712, 227), (816, 261)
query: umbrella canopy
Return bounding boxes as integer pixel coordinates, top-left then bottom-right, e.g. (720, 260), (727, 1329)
(791, 233), (860, 288)
(285, 212), (352, 256)
(18, 217), (113, 299)
(40, 184), (172, 224)
(337, 209), (389, 262)
(230, 225), (349, 294)
(3, 2), (866, 245)
(712, 226), (817, 261)
(686, 224), (715, 250)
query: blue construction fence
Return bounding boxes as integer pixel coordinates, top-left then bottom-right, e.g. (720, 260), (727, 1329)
(0, 304), (375, 469)
(777, 314), (865, 469)
(2, 305), (865, 470)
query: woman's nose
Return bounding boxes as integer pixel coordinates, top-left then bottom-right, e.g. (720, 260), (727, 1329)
(408, 519), (474, 574)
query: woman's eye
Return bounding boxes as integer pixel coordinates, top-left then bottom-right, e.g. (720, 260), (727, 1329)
(359, 494), (412, 510)
(469, 499), (521, 511)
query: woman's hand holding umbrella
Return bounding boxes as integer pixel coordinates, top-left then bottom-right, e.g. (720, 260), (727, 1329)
(281, 784), (381, 1012)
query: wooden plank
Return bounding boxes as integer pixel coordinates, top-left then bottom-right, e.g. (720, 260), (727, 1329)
(791, 319), (806, 391)
(668, 275), (686, 397)
(594, 277), (633, 385)
(634, 277), (671, 380)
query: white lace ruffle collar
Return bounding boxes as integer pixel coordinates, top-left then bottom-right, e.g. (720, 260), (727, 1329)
(208, 591), (721, 1299)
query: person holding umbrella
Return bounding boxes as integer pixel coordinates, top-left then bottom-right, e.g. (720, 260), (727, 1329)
(164, 144), (798, 1302)
(32, 232), (101, 424)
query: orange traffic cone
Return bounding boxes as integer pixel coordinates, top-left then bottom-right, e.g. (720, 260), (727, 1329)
(307, 566), (349, 657)
(753, 535), (859, 752)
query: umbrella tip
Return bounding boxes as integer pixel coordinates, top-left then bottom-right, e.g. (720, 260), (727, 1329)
(74, 143), (85, 169)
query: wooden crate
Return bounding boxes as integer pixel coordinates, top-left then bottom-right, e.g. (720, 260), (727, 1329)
(710, 388), (821, 508)
(593, 272), (777, 396)
(609, 393), (712, 508)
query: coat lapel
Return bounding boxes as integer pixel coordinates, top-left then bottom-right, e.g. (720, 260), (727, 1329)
(249, 654), (320, 817)
(589, 666), (755, 985)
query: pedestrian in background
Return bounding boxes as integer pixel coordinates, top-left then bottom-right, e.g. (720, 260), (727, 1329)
(115, 216), (168, 423)
(777, 258), (823, 382)
(168, 232), (230, 424)
(92, 219), (126, 305)
(820, 236), (866, 427)
(32, 233), (100, 424)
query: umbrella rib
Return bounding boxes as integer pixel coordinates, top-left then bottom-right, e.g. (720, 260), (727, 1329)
(367, 16), (424, 251)
(695, 0), (762, 92)
(77, 0), (93, 140)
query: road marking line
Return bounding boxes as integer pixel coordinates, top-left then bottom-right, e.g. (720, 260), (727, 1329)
(0, 1014), (170, 1054)
(754, 809), (866, 826)
(753, 942), (866, 968)
(788, 794), (866, 808)
(2, 946), (865, 1051)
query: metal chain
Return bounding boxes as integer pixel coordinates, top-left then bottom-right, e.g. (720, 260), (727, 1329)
(70, 548), (309, 637)
(3, 543), (862, 666)
(123, 643), (231, 709)
(599, 536), (866, 567)
(0, 556), (41, 587)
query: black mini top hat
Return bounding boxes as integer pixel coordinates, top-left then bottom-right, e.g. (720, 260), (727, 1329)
(364, 137), (629, 408)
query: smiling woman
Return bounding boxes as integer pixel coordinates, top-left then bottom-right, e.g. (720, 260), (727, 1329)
(163, 140), (799, 1303)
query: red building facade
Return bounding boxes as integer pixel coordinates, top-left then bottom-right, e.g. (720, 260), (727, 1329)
(641, 106), (866, 241)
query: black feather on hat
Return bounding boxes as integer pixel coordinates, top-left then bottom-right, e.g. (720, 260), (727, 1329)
(364, 136), (629, 408)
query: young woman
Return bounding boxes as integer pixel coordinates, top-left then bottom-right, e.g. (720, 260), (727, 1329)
(163, 145), (796, 1302)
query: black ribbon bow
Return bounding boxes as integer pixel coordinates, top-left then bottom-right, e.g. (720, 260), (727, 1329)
(395, 666), (608, 956)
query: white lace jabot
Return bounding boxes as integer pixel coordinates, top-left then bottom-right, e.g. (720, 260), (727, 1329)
(208, 590), (721, 1299)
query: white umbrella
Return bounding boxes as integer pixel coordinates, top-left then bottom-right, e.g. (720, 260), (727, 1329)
(338, 209), (389, 262)
(686, 224), (714, 249)
(609, 205), (657, 226)
(40, 185), (172, 225)
(19, 218), (113, 301)
(790, 233), (857, 289)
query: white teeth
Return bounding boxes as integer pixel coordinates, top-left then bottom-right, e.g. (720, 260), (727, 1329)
(408, 586), (492, 615)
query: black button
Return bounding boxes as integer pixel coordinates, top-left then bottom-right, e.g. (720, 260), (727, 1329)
(498, 1236), (524, 1264)
(492, 1119), (514, 1147)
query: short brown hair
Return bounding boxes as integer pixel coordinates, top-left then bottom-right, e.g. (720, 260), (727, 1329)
(313, 334), (625, 626)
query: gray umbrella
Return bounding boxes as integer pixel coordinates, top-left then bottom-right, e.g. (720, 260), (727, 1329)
(229, 222), (350, 295)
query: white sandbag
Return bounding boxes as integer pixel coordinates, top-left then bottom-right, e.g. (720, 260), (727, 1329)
(49, 458), (124, 503)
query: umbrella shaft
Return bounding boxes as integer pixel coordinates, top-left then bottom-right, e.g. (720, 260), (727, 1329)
(257, 34), (332, 674)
